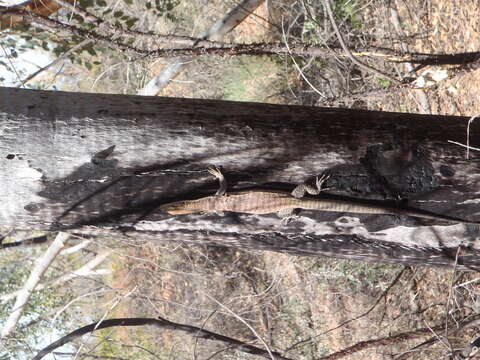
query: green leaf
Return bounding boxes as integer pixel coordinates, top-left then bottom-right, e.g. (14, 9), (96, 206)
(113, 10), (124, 17)
(52, 45), (68, 56)
(96, 0), (107, 6)
(82, 43), (97, 56)
(86, 46), (97, 56)
(78, 0), (94, 8)
(125, 18), (138, 28)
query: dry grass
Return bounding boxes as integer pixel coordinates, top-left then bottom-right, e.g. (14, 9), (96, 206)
(102, 240), (479, 359)
(366, 1), (480, 116)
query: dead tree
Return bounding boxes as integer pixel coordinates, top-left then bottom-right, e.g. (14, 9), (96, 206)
(1, 86), (480, 269)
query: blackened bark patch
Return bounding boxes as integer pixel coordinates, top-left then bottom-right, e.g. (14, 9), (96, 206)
(360, 143), (438, 198)
(302, 144), (437, 200)
(38, 157), (121, 204)
(440, 165), (455, 177)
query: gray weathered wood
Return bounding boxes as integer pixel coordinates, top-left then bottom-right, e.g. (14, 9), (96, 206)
(1, 87), (480, 269)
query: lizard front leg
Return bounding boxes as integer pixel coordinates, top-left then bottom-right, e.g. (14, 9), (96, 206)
(206, 166), (228, 216)
(207, 166), (228, 196)
(291, 173), (330, 198)
(284, 173), (330, 223)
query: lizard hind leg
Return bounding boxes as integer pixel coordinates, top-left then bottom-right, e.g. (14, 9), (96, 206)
(207, 166), (228, 196)
(278, 208), (300, 225)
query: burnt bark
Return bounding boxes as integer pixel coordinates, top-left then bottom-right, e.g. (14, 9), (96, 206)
(1, 86), (480, 269)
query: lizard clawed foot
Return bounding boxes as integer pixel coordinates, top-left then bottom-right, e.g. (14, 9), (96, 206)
(281, 214), (299, 225)
(280, 214), (300, 226)
(315, 173), (331, 192)
(207, 166), (222, 178)
(279, 208), (300, 225)
(207, 166), (227, 196)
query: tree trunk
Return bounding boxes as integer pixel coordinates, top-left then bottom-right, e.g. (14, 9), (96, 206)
(2, 87), (480, 269)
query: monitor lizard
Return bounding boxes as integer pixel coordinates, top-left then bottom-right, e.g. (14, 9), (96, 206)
(159, 167), (478, 224)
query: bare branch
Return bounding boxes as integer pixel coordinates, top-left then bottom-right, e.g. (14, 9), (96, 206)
(0, 250), (110, 302)
(33, 317), (294, 360)
(0, 234), (48, 250)
(316, 315), (480, 360)
(1, 232), (69, 338)
(286, 267), (408, 352)
(19, 39), (92, 86)
(323, 0), (401, 84)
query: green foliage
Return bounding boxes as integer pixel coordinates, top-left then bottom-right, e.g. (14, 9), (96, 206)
(0, 245), (74, 359)
(377, 77), (391, 88)
(146, 0), (180, 21)
(95, 327), (183, 359)
(221, 56), (280, 102)
(84, 43), (97, 56)
(312, 258), (399, 292)
(301, 0), (362, 45)
(302, 17), (323, 44)
(302, 0), (363, 39)
(0, 0), (181, 82)
(78, 0), (95, 8)
(333, 0), (362, 29)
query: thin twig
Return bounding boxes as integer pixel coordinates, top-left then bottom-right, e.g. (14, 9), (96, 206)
(317, 315), (480, 360)
(0, 43), (23, 85)
(33, 317), (293, 360)
(443, 247), (462, 344)
(19, 39), (91, 86)
(447, 140), (480, 152)
(281, 17), (324, 98)
(286, 267), (407, 352)
(206, 293), (276, 360)
(466, 114), (480, 159)
(323, 0), (401, 84)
